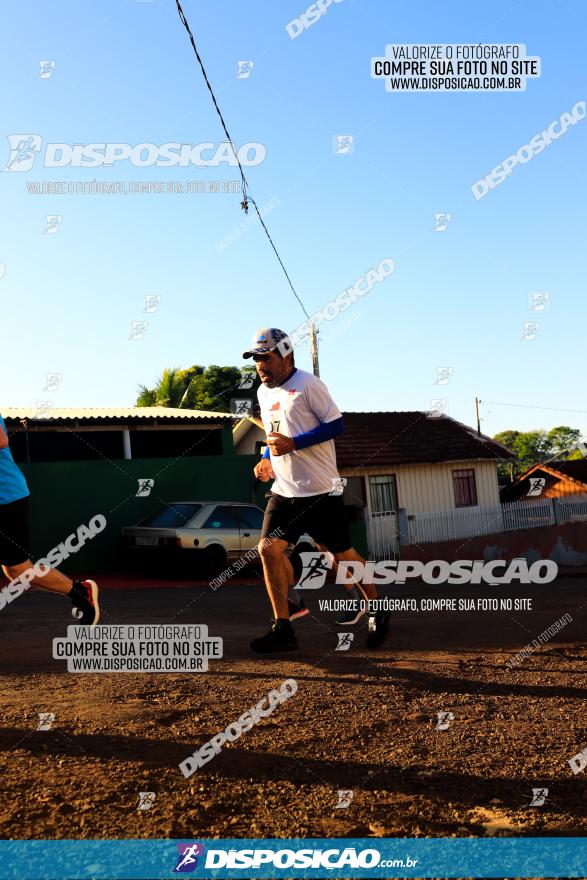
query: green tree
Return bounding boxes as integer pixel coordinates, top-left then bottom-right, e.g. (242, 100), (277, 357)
(493, 430), (520, 453)
(493, 430), (521, 483)
(493, 425), (584, 480)
(180, 365), (242, 412)
(546, 425), (582, 457)
(136, 385), (157, 406)
(154, 367), (187, 408)
(135, 364), (258, 413)
(135, 367), (188, 408)
(513, 430), (551, 472)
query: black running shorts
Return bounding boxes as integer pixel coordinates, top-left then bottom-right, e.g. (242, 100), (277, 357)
(0, 496), (31, 566)
(261, 491), (352, 554)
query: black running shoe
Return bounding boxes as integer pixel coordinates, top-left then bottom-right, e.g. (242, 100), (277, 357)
(288, 597), (309, 622)
(250, 622), (299, 654)
(70, 579), (100, 627)
(366, 610), (390, 649)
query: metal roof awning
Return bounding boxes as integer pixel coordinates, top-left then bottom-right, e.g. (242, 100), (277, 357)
(2, 407), (233, 427)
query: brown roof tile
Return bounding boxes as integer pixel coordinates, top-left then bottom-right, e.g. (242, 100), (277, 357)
(548, 459), (587, 483)
(336, 411), (515, 469)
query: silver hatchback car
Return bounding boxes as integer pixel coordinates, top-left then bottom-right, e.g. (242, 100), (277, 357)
(122, 501), (265, 574)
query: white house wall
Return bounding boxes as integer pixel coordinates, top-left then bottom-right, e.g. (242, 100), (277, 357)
(234, 424), (265, 455)
(399, 460), (500, 512)
(341, 460), (501, 514)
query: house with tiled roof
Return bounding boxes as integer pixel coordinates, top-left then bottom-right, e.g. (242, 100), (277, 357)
(500, 459), (587, 503)
(234, 411), (515, 518)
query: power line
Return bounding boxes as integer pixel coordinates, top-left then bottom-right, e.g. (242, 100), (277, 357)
(484, 401), (587, 415)
(174, 0), (312, 323)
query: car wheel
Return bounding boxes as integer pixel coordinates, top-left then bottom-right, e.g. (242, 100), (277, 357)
(240, 558), (263, 578)
(202, 545), (228, 579)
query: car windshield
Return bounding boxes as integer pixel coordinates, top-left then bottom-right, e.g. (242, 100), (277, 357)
(136, 503), (202, 528)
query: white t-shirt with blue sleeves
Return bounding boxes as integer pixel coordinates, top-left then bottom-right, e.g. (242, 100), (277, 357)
(258, 368), (342, 498)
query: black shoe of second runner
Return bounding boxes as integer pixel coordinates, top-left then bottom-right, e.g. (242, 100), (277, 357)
(288, 597), (309, 622)
(366, 610), (390, 649)
(251, 620), (299, 654)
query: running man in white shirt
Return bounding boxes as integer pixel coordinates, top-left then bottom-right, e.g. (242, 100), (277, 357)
(242, 328), (390, 654)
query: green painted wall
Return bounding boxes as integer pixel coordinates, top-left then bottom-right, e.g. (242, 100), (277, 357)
(349, 520), (368, 558)
(20, 454), (263, 573)
(18, 453), (368, 575)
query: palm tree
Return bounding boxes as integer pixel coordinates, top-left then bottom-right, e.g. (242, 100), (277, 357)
(136, 385), (157, 406)
(154, 368), (187, 408)
(135, 368), (187, 408)
(135, 364), (256, 412)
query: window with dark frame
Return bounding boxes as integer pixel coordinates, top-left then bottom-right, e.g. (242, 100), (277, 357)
(452, 468), (478, 507)
(368, 474), (399, 512)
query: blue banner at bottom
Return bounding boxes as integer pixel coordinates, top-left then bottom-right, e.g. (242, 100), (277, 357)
(0, 837), (586, 879)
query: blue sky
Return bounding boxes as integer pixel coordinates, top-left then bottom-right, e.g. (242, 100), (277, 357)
(0, 0), (585, 441)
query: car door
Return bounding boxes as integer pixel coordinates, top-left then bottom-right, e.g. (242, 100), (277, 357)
(200, 505), (240, 558)
(235, 505), (265, 552)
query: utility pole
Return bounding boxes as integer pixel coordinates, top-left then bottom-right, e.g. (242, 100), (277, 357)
(309, 323), (320, 377)
(475, 397), (481, 435)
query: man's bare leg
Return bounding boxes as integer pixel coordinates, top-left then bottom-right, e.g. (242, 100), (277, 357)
(251, 536), (298, 653)
(333, 547), (376, 601)
(2, 561), (100, 626)
(3, 560), (72, 594)
(314, 543), (357, 599)
(282, 553), (294, 590)
(258, 536), (290, 619)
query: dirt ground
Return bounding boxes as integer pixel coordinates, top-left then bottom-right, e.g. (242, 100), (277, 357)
(1, 573), (587, 851)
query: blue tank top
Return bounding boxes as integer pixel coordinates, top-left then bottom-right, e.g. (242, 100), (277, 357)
(0, 414), (30, 505)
